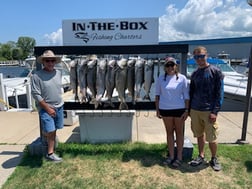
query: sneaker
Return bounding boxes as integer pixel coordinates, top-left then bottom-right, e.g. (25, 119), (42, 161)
(46, 153), (62, 162)
(189, 155), (204, 166)
(209, 157), (221, 171)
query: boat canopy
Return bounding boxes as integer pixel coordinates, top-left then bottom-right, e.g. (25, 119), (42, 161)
(187, 58), (226, 65)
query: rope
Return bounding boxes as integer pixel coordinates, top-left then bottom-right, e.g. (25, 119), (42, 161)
(0, 98), (14, 109)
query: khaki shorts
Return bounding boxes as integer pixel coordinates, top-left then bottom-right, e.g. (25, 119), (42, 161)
(190, 109), (219, 142)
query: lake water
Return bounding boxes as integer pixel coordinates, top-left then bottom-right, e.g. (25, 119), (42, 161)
(0, 66), (30, 78)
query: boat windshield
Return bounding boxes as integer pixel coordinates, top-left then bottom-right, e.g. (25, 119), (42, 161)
(0, 66), (31, 78)
(187, 63), (235, 73)
(214, 63), (235, 72)
(55, 63), (70, 76)
(217, 54), (230, 59)
(187, 64), (197, 74)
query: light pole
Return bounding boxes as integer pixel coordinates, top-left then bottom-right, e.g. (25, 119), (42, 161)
(237, 0), (252, 143)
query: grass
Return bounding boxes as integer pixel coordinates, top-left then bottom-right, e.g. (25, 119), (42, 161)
(2, 142), (252, 189)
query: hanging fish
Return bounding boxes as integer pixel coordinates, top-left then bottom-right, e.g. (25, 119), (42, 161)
(143, 59), (154, 101)
(127, 59), (136, 104)
(78, 58), (89, 103)
(86, 59), (97, 103)
(104, 59), (116, 108)
(95, 58), (107, 109)
(135, 58), (145, 101)
(115, 58), (128, 110)
(69, 59), (79, 101)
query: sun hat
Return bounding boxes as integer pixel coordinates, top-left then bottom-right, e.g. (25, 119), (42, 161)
(37, 50), (61, 64)
(164, 57), (177, 65)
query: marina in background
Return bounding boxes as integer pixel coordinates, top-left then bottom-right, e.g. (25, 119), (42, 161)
(1, 34), (252, 112)
(0, 53), (251, 111)
(0, 56), (72, 111)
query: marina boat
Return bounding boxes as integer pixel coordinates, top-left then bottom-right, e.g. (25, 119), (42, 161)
(0, 60), (20, 66)
(0, 71), (32, 111)
(187, 57), (250, 102)
(232, 60), (249, 76)
(217, 51), (231, 65)
(0, 56), (72, 111)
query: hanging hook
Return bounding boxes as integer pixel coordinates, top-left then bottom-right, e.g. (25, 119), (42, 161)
(144, 111), (149, 117)
(135, 110), (141, 117)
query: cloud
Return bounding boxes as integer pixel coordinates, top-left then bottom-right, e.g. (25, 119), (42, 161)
(43, 0), (252, 45)
(159, 0), (252, 41)
(44, 28), (63, 45)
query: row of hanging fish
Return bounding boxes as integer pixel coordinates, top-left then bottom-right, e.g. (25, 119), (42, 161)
(69, 56), (155, 110)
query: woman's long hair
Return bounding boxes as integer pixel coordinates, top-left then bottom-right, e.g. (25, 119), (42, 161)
(163, 67), (179, 81)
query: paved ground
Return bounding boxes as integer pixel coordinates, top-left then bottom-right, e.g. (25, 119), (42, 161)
(0, 107), (252, 188)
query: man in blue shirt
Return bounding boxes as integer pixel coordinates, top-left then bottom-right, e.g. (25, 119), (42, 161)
(189, 46), (224, 171)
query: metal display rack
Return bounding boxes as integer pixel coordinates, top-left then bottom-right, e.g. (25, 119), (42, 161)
(34, 44), (189, 111)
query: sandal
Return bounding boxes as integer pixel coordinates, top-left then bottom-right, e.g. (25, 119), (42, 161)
(172, 159), (183, 168)
(163, 157), (173, 165)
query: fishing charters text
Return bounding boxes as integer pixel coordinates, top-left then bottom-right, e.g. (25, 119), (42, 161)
(90, 33), (142, 41)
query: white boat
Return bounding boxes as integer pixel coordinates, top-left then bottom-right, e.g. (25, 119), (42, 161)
(217, 51), (231, 66)
(233, 60), (249, 76)
(0, 56), (72, 111)
(187, 57), (250, 102)
(0, 73), (32, 111)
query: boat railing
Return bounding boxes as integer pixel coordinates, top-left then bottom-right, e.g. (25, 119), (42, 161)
(0, 60), (20, 66)
(0, 73), (33, 111)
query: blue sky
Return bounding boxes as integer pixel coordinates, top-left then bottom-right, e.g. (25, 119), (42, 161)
(0, 0), (252, 46)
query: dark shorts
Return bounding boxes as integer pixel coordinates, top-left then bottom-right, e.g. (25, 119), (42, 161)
(159, 109), (186, 117)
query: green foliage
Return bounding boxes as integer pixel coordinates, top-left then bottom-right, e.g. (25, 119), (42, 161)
(0, 37), (36, 60)
(1, 43), (13, 60)
(12, 48), (23, 60)
(17, 37), (36, 59)
(0, 57), (7, 61)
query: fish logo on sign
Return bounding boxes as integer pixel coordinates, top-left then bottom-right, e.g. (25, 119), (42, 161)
(74, 32), (89, 43)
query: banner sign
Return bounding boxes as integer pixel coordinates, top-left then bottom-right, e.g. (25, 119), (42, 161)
(62, 18), (158, 46)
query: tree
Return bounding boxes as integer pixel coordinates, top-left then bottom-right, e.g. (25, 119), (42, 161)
(0, 37), (36, 60)
(12, 48), (23, 60)
(6, 41), (16, 49)
(17, 37), (36, 59)
(1, 43), (12, 60)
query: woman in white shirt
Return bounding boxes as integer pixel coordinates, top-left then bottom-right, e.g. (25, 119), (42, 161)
(155, 57), (189, 168)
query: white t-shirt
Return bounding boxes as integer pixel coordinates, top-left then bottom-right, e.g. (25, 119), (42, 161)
(155, 73), (189, 110)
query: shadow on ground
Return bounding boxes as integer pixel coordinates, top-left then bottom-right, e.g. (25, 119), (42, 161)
(1, 151), (23, 169)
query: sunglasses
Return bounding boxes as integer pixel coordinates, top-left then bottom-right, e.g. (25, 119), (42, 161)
(44, 59), (56, 63)
(193, 54), (206, 60)
(165, 63), (175, 67)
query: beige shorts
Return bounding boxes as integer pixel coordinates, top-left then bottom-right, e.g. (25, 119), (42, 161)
(190, 109), (219, 142)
